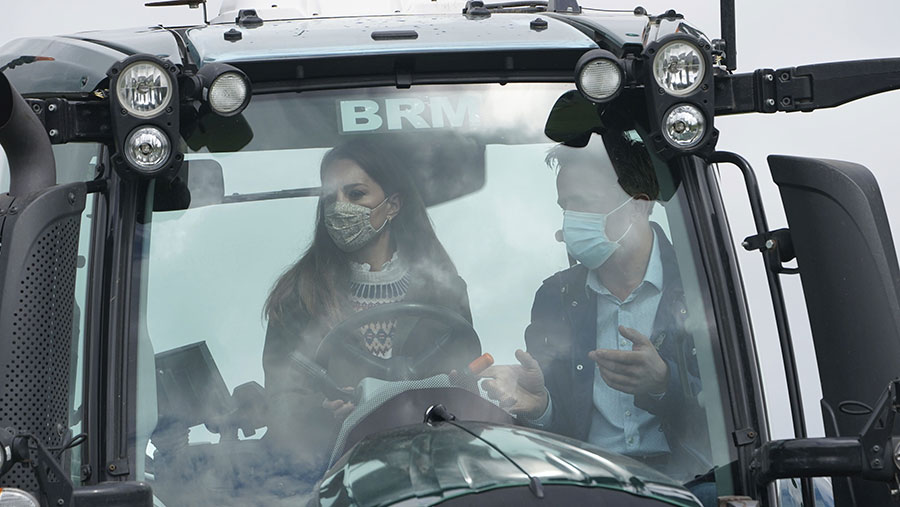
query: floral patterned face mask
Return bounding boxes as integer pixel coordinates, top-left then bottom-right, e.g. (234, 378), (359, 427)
(323, 197), (390, 252)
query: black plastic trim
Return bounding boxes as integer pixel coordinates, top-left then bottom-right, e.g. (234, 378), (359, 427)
(98, 171), (145, 482)
(82, 150), (112, 486)
(680, 156), (772, 501)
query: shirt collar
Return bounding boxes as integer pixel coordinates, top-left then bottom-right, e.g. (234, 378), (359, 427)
(586, 228), (663, 297)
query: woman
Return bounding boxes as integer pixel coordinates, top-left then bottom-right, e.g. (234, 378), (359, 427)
(261, 137), (472, 477)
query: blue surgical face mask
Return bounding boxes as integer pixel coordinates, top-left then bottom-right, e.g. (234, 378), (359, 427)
(562, 197), (633, 270)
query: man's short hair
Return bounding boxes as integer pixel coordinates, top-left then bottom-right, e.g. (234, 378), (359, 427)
(545, 130), (660, 201)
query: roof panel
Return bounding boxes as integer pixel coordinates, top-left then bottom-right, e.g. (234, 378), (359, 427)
(184, 13), (637, 64)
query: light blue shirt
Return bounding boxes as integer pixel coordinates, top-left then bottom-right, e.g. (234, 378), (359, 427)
(531, 231), (669, 457)
(585, 231), (668, 456)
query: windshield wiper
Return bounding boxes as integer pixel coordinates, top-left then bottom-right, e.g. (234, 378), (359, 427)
(424, 404), (545, 499)
(222, 186), (319, 204)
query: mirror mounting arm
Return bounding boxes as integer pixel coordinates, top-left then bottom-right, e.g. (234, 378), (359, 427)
(24, 97), (111, 145)
(715, 58), (900, 116)
(754, 379), (900, 487)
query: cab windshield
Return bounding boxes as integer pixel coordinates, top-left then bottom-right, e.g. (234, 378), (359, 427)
(134, 83), (734, 505)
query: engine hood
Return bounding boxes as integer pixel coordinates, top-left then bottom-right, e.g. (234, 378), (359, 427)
(315, 421), (701, 506)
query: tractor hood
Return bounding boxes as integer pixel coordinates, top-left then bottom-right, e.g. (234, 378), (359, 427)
(315, 421), (701, 506)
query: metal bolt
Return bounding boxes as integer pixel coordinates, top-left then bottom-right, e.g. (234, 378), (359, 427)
(49, 129), (59, 137)
(748, 431), (757, 439)
(9, 206), (17, 215)
(766, 98), (775, 106)
(108, 463), (117, 472)
(764, 74), (774, 81)
(57, 499), (64, 505)
(782, 97), (792, 106)
(48, 104), (57, 112)
(874, 445), (882, 453)
(31, 103), (42, 114)
(67, 192), (76, 205)
(780, 72), (790, 81)
(765, 239), (775, 250)
(873, 458), (883, 468)
(741, 240), (751, 249)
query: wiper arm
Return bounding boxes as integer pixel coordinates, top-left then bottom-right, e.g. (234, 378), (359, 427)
(424, 404), (545, 499)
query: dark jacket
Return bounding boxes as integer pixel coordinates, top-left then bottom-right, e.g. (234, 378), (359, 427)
(261, 268), (472, 473)
(524, 225), (709, 471)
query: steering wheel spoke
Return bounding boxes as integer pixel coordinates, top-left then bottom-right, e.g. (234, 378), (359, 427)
(339, 340), (391, 377)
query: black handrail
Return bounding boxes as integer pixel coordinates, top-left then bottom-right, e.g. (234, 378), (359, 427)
(709, 151), (815, 507)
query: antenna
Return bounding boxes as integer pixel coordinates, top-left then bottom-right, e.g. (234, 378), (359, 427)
(721, 0), (736, 70)
(145, 0), (210, 25)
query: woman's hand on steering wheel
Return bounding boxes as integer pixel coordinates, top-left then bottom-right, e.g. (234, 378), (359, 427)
(323, 387), (356, 421)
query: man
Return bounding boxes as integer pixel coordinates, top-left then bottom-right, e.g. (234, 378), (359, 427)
(482, 130), (708, 475)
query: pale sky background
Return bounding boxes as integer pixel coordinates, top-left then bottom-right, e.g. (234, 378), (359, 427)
(3, 0), (900, 441)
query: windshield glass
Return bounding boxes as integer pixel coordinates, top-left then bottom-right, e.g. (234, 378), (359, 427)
(135, 83), (734, 506)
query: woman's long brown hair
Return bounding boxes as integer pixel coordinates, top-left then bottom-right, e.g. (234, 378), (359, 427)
(264, 137), (458, 326)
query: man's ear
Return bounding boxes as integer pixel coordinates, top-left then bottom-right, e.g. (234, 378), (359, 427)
(632, 193), (654, 216)
(386, 193), (402, 220)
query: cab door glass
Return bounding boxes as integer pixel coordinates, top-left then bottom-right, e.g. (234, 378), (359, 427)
(132, 85), (737, 506)
(1, 143), (100, 192)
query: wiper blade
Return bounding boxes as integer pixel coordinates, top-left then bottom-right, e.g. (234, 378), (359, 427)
(424, 404), (545, 499)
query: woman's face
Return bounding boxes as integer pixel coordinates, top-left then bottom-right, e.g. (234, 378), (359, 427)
(321, 158), (401, 229)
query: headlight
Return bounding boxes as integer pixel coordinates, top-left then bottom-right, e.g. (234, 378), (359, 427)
(652, 40), (705, 97)
(124, 126), (171, 173)
(208, 72), (249, 116)
(579, 60), (622, 101)
(116, 61), (174, 118)
(662, 104), (705, 148)
(575, 50), (624, 103)
(0, 488), (40, 507)
(197, 63), (252, 117)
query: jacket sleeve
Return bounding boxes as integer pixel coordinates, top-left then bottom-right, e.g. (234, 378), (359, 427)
(262, 315), (336, 471)
(452, 275), (474, 325)
(634, 331), (702, 421)
(523, 278), (577, 437)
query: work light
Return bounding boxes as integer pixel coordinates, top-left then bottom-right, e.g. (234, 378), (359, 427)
(208, 72), (249, 116)
(124, 126), (171, 173)
(0, 488), (39, 507)
(116, 61), (173, 119)
(652, 40), (705, 97)
(197, 63), (252, 117)
(662, 104), (705, 148)
(575, 49), (625, 103)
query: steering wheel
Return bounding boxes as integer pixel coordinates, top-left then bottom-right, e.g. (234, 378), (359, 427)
(314, 303), (481, 384)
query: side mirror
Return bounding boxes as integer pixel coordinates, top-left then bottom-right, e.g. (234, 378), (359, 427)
(182, 105), (254, 153)
(153, 159), (226, 211)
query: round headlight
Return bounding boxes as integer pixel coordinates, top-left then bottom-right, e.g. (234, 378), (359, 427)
(116, 61), (174, 119)
(0, 488), (40, 507)
(652, 40), (706, 97)
(578, 59), (623, 102)
(663, 104), (705, 148)
(124, 126), (171, 172)
(208, 72), (249, 116)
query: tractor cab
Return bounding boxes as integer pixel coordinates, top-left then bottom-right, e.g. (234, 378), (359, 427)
(2, 1), (900, 506)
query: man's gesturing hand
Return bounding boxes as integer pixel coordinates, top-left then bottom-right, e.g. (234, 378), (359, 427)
(479, 349), (549, 420)
(589, 325), (668, 395)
